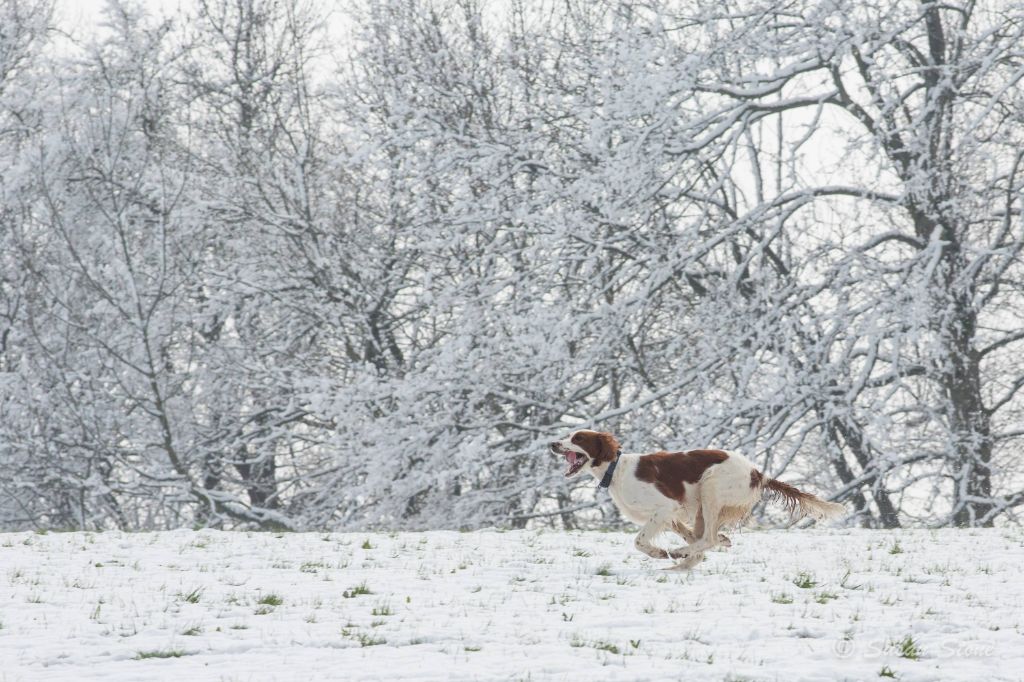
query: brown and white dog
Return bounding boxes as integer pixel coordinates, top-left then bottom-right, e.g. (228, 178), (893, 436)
(551, 430), (844, 569)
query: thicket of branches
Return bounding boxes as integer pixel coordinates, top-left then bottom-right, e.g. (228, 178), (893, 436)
(2, 0), (1023, 530)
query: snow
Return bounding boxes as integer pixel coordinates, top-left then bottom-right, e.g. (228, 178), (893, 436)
(2, 528), (1022, 681)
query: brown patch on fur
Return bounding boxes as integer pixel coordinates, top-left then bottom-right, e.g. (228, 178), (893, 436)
(750, 469), (764, 489)
(635, 449), (729, 502)
(573, 431), (620, 467)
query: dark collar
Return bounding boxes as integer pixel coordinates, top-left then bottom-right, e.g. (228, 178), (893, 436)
(598, 450), (621, 489)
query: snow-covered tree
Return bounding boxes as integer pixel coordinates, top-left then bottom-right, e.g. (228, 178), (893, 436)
(2, 0), (1022, 530)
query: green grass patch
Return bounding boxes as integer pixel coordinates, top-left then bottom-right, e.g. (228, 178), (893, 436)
(792, 572), (817, 589)
(136, 649), (189, 659)
(892, 635), (921, 660)
(356, 632), (385, 647)
(257, 593), (283, 606)
(343, 582), (372, 598)
(180, 588), (203, 604)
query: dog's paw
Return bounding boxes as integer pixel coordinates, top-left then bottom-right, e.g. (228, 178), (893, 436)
(664, 553), (704, 570)
(638, 546), (670, 560)
(666, 546), (690, 560)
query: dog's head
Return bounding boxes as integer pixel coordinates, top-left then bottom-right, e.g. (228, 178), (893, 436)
(549, 430), (620, 478)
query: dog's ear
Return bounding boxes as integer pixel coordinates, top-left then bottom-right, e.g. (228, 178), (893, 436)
(596, 432), (620, 463)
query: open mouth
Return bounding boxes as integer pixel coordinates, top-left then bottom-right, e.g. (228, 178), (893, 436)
(563, 451), (587, 477)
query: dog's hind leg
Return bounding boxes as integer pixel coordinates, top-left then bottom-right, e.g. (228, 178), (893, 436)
(694, 510), (733, 548)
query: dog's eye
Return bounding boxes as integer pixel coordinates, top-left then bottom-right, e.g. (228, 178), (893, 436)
(571, 434), (581, 443)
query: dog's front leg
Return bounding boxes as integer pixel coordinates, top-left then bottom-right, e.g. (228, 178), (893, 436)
(669, 519), (697, 544)
(663, 519), (706, 568)
(633, 517), (670, 559)
(664, 520), (698, 559)
(669, 519), (731, 552)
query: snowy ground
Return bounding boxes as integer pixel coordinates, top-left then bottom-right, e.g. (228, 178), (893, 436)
(1, 527), (1022, 681)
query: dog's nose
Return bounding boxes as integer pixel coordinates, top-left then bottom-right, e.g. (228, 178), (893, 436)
(549, 441), (561, 450)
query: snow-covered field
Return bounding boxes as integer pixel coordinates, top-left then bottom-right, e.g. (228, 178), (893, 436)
(2, 527), (1022, 681)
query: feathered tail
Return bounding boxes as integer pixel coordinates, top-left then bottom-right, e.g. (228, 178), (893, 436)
(756, 474), (845, 520)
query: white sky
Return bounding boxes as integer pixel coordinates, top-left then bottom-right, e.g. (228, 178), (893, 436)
(51, 0), (353, 66)
(56, 0), (181, 33)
